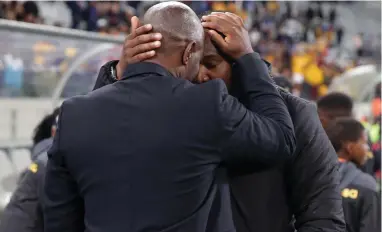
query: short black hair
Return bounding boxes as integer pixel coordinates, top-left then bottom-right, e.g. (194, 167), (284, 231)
(317, 92), (353, 113)
(32, 107), (60, 145)
(23, 1), (39, 17)
(326, 117), (364, 152)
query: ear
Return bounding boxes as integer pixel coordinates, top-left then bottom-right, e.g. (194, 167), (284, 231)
(51, 127), (56, 137)
(343, 141), (354, 155)
(182, 41), (196, 65)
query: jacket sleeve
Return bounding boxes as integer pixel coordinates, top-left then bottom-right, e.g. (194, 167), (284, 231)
(0, 161), (45, 232)
(92, 60), (119, 90)
(218, 53), (295, 167)
(285, 103), (346, 232)
(359, 187), (380, 232)
(43, 104), (85, 232)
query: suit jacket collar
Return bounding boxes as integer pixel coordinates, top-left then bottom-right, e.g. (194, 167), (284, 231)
(121, 62), (173, 80)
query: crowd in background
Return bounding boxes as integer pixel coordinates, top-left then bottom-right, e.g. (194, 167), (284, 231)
(0, 1), (380, 101)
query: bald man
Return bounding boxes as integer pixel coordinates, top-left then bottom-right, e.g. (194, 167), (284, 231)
(43, 2), (295, 232)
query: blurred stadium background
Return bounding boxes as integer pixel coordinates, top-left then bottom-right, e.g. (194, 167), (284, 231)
(0, 0), (380, 219)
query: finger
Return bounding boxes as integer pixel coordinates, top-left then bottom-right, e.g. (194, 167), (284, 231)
(202, 14), (233, 29)
(135, 16), (141, 28)
(207, 30), (227, 49)
(216, 13), (238, 25)
(224, 12), (244, 26)
(134, 24), (154, 36)
(201, 16), (230, 34)
(206, 12), (234, 24)
(210, 12), (226, 16)
(125, 16), (141, 42)
(130, 50), (156, 63)
(130, 41), (161, 57)
(130, 16), (140, 34)
(202, 14), (228, 23)
(201, 21), (221, 32)
(208, 12), (237, 27)
(128, 33), (162, 48)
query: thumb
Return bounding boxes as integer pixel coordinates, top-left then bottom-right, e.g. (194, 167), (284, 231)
(207, 30), (227, 50)
(130, 16), (139, 35)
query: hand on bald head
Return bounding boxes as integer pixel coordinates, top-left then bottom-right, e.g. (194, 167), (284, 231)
(143, 1), (204, 81)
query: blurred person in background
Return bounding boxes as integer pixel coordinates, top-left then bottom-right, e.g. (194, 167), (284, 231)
(2, 53), (24, 97)
(317, 92), (354, 131)
(0, 108), (59, 232)
(0, 1), (40, 23)
(65, 1), (83, 29)
(35, 1), (71, 27)
(93, 1), (130, 35)
(371, 82), (381, 126)
(82, 1), (98, 31)
(326, 117), (380, 232)
(22, 1), (39, 24)
(317, 93), (379, 177)
(94, 15), (345, 232)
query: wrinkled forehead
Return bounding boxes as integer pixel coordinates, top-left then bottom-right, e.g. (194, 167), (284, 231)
(203, 30), (219, 56)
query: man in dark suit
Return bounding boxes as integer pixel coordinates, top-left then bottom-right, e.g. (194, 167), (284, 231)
(98, 13), (345, 232)
(43, 3), (295, 232)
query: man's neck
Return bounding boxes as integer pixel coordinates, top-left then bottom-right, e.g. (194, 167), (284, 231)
(337, 151), (349, 161)
(144, 58), (184, 80)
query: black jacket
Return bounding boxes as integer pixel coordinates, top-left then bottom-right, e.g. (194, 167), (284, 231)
(360, 148), (379, 176)
(339, 161), (380, 232)
(0, 154), (47, 232)
(0, 138), (52, 232)
(91, 59), (346, 232)
(229, 91), (346, 232)
(43, 53), (295, 232)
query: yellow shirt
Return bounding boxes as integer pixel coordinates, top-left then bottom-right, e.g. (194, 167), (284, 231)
(303, 63), (324, 86)
(292, 54), (311, 74)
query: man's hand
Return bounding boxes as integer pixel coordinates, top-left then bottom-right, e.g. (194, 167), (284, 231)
(201, 12), (253, 60)
(115, 16), (162, 79)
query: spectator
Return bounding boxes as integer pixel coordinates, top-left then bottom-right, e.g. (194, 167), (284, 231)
(36, 1), (71, 27)
(372, 82), (381, 123)
(326, 117), (380, 232)
(65, 1), (83, 29)
(305, 4), (315, 24)
(22, 1), (40, 24)
(83, 1), (98, 31)
(337, 27), (344, 45)
(317, 92), (354, 130)
(329, 7), (337, 24)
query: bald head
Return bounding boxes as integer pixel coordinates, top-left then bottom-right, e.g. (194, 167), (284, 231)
(143, 1), (204, 53)
(143, 1), (204, 81)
